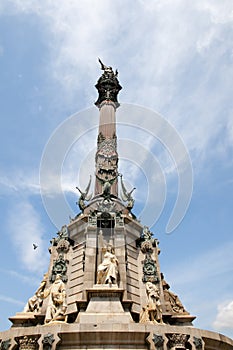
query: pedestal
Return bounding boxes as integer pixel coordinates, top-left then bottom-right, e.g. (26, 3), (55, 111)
(76, 285), (134, 324)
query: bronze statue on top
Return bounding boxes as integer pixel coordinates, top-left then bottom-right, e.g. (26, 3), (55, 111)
(98, 58), (118, 78)
(95, 58), (122, 108)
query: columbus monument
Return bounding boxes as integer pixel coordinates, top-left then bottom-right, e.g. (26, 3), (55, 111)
(0, 61), (232, 350)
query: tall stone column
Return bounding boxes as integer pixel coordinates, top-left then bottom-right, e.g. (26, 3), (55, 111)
(94, 59), (122, 198)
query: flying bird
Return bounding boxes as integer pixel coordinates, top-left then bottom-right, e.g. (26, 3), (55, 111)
(33, 244), (38, 250)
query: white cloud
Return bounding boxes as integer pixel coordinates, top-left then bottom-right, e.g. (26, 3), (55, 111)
(1, 0), (232, 166)
(7, 200), (49, 273)
(213, 300), (233, 329)
(198, 1), (233, 25)
(0, 171), (40, 196)
(4, 0), (233, 167)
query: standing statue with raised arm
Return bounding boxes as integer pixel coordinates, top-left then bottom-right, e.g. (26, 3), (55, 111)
(98, 58), (118, 77)
(95, 58), (122, 107)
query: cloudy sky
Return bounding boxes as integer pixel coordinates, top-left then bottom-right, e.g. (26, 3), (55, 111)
(0, 0), (233, 338)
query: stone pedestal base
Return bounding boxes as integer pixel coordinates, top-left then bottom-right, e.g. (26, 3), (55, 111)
(163, 313), (196, 326)
(76, 285), (134, 324)
(1, 323), (233, 350)
(170, 314), (196, 324)
(9, 312), (38, 327)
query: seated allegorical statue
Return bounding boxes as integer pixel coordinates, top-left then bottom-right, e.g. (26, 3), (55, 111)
(97, 245), (119, 285)
(162, 274), (189, 315)
(23, 273), (48, 313)
(44, 274), (67, 323)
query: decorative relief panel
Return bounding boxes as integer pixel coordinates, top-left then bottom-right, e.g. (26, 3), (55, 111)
(193, 336), (203, 349)
(42, 333), (55, 350)
(18, 336), (38, 350)
(153, 334), (164, 349)
(166, 333), (189, 350)
(0, 339), (11, 350)
(50, 254), (68, 283)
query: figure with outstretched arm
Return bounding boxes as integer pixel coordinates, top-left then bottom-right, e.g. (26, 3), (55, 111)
(98, 58), (118, 77)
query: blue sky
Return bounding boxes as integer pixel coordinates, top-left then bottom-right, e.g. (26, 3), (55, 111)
(0, 0), (233, 338)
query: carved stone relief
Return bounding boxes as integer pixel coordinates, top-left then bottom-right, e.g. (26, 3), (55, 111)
(153, 334), (164, 349)
(0, 339), (10, 350)
(97, 199), (116, 213)
(42, 334), (55, 350)
(139, 226), (163, 324)
(50, 254), (68, 283)
(115, 212), (124, 227)
(18, 336), (38, 350)
(88, 213), (97, 227)
(50, 225), (69, 246)
(141, 240), (153, 255)
(166, 333), (189, 350)
(140, 238), (159, 284)
(142, 256), (159, 284)
(96, 137), (118, 192)
(193, 337), (203, 349)
(56, 239), (70, 254)
(97, 137), (117, 154)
